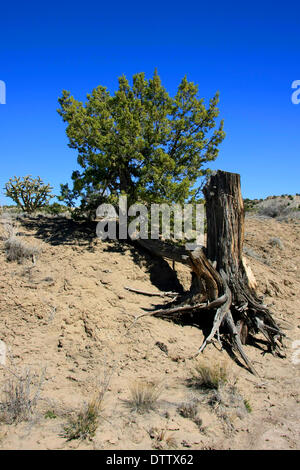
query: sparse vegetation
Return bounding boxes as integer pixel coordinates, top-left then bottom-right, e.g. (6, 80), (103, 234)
(148, 427), (177, 450)
(0, 367), (45, 424)
(4, 237), (40, 263)
(243, 195), (300, 220)
(62, 395), (103, 441)
(244, 399), (252, 413)
(268, 237), (284, 250)
(177, 401), (198, 420)
(43, 202), (70, 216)
(44, 410), (57, 419)
(127, 381), (162, 414)
(1, 216), (40, 263)
(62, 370), (111, 441)
(190, 362), (228, 390)
(177, 400), (206, 433)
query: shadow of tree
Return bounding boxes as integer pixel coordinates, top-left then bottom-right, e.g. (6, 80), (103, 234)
(19, 215), (185, 293)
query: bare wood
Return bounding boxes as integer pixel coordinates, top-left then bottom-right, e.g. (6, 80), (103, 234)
(195, 275), (232, 355)
(225, 311), (258, 376)
(203, 171), (285, 353)
(134, 237), (190, 264)
(124, 286), (178, 298)
(131, 170), (285, 374)
(128, 294), (228, 330)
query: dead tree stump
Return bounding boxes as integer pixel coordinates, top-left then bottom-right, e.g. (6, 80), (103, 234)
(133, 170), (285, 375)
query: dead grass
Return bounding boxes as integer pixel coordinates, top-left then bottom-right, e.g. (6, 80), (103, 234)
(268, 237), (284, 250)
(190, 361), (228, 390)
(4, 237), (40, 263)
(62, 368), (112, 441)
(1, 215), (40, 263)
(0, 367), (45, 424)
(127, 380), (162, 414)
(149, 427), (177, 450)
(177, 401), (198, 420)
(177, 400), (206, 433)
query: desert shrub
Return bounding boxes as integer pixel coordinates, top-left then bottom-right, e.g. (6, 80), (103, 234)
(268, 237), (284, 250)
(256, 197), (300, 219)
(177, 400), (206, 432)
(257, 200), (286, 218)
(42, 202), (70, 216)
(0, 367), (45, 424)
(127, 381), (162, 414)
(0, 216), (17, 240)
(177, 401), (198, 420)
(243, 198), (257, 212)
(208, 383), (249, 418)
(1, 216), (40, 263)
(4, 236), (40, 263)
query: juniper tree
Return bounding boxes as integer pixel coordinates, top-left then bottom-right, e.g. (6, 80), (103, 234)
(58, 70), (225, 217)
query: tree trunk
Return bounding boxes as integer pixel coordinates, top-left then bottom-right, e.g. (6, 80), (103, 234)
(133, 170), (285, 375)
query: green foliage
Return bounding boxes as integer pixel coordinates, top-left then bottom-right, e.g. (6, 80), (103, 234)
(243, 198), (257, 212)
(4, 175), (53, 214)
(43, 202), (69, 215)
(58, 70), (225, 218)
(44, 410), (57, 419)
(244, 399), (252, 413)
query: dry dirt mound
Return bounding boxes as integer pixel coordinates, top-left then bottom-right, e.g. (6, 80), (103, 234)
(0, 214), (299, 450)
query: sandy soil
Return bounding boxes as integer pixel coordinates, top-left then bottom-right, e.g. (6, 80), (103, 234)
(0, 214), (299, 450)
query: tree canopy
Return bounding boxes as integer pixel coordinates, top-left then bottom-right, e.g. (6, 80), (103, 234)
(58, 70), (225, 216)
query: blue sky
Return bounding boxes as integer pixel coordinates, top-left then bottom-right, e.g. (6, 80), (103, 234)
(0, 1), (299, 204)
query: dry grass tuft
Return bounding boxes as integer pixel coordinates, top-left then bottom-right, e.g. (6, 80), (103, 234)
(62, 395), (103, 441)
(1, 215), (40, 263)
(4, 237), (40, 263)
(127, 380), (162, 414)
(149, 427), (177, 450)
(177, 401), (198, 420)
(0, 367), (45, 424)
(191, 361), (228, 390)
(268, 237), (284, 250)
(62, 369), (112, 441)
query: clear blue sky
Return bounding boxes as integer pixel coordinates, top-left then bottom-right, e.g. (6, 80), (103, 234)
(0, 1), (299, 204)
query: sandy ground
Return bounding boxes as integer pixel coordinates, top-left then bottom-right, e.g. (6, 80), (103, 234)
(0, 213), (299, 450)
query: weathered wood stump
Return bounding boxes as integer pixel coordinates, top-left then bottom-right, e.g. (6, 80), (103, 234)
(133, 170), (285, 375)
